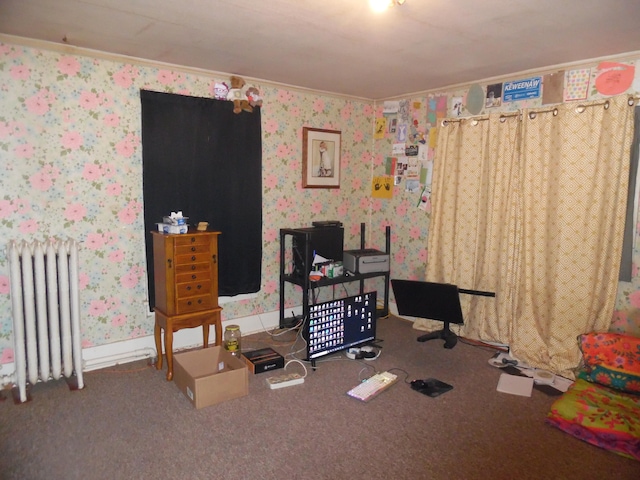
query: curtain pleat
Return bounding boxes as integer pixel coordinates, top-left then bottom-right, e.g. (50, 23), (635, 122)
(420, 114), (521, 342)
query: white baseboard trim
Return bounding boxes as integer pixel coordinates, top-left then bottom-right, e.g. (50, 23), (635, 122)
(0, 307), (302, 386)
(82, 309), (292, 371)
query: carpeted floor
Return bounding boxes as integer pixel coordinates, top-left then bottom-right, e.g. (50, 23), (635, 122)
(1, 315), (638, 479)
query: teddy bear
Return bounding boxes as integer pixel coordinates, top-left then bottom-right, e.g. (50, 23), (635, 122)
(246, 87), (263, 108)
(226, 75), (252, 114)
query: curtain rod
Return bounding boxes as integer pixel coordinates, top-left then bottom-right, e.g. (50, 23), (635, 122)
(442, 95), (637, 126)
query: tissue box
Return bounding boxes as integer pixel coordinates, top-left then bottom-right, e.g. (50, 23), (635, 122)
(163, 211), (188, 225)
(156, 223), (188, 234)
(163, 216), (188, 226)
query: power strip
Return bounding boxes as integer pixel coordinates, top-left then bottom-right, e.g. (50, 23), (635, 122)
(266, 372), (304, 389)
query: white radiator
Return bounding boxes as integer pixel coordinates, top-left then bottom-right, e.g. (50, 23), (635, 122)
(7, 238), (84, 403)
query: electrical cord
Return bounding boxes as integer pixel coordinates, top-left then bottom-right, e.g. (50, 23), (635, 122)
(258, 317), (302, 339)
(283, 358), (308, 379)
(346, 345), (381, 361)
(284, 312), (309, 361)
(385, 367), (411, 384)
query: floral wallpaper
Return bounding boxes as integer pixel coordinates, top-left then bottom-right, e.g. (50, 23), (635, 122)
(1, 40), (639, 365)
(0, 41), (378, 364)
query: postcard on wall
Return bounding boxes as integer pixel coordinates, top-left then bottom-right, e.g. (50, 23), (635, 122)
(405, 179), (421, 193)
(395, 157), (408, 185)
(503, 77), (541, 102)
(594, 62), (635, 96)
(371, 175), (393, 199)
(564, 68), (591, 101)
(428, 95), (448, 125)
(396, 123), (408, 142)
(385, 157), (397, 176)
(429, 128), (438, 148)
(387, 116), (398, 134)
(423, 160), (433, 186)
(406, 157), (420, 180)
(451, 96), (464, 117)
(542, 71), (564, 105)
(392, 143), (406, 156)
(420, 162), (429, 185)
(383, 101), (400, 115)
(418, 144), (428, 162)
(398, 99), (410, 122)
(486, 83), (503, 108)
(405, 145), (419, 157)
(418, 185), (431, 212)
(375, 117), (387, 139)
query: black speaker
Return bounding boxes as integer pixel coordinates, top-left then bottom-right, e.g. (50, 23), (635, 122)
(291, 226), (344, 279)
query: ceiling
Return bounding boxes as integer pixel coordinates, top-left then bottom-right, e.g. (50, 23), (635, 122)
(2, 0), (640, 99)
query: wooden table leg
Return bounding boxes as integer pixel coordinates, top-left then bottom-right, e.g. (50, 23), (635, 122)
(203, 323), (210, 348)
(202, 310), (222, 347)
(154, 320), (163, 371)
(154, 307), (222, 381)
(165, 318), (174, 381)
(214, 312), (222, 346)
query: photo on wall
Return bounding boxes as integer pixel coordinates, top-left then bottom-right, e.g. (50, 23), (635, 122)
(302, 127), (341, 188)
(486, 83), (503, 108)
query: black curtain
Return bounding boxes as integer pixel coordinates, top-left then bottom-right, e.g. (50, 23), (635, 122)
(140, 90), (262, 307)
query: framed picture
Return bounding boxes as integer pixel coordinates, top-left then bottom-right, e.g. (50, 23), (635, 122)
(302, 127), (341, 188)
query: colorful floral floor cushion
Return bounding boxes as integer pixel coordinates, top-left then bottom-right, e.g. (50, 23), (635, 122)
(546, 379), (640, 460)
(578, 332), (640, 394)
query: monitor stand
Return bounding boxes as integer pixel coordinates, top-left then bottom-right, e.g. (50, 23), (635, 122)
(417, 321), (457, 349)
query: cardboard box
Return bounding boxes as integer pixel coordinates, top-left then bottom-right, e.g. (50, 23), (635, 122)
(173, 346), (248, 409)
(242, 347), (285, 374)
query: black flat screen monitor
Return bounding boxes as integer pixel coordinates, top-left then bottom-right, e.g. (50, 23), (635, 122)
(391, 279), (463, 349)
(305, 291), (377, 361)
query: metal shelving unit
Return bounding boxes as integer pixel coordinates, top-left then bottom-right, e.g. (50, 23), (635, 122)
(279, 223), (390, 328)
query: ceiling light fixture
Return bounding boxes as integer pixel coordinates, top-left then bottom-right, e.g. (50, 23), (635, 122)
(369, 0), (405, 13)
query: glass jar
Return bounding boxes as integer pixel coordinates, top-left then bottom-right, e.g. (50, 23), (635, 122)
(224, 324), (242, 358)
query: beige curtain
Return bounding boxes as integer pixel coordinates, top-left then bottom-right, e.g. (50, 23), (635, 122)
(420, 94), (634, 378)
(419, 113), (521, 343)
(514, 95), (634, 376)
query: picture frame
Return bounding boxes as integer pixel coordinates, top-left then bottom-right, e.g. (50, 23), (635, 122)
(302, 127), (341, 188)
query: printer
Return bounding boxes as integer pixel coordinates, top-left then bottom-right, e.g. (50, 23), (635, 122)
(343, 249), (390, 274)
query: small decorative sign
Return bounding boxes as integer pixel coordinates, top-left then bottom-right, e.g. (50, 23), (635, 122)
(405, 145), (419, 156)
(503, 76), (542, 102)
(371, 175), (393, 199)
